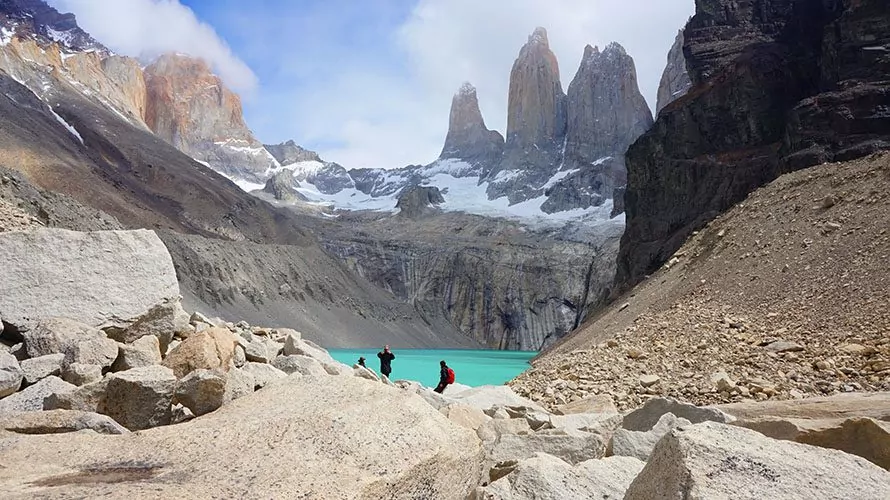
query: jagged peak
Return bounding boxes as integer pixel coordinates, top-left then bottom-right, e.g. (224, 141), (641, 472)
(603, 41), (627, 56)
(583, 45), (600, 58)
(457, 81), (476, 97)
(528, 27), (549, 46)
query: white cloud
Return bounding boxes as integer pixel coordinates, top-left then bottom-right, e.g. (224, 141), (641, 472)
(47, 0), (257, 92)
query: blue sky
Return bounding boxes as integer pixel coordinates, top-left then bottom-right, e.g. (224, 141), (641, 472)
(49, 0), (695, 168)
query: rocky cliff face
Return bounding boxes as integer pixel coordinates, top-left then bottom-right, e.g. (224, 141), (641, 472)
(144, 54), (277, 182)
(395, 185), (444, 219)
(439, 82), (504, 170)
(546, 43), (653, 214)
(616, 0), (890, 290)
(655, 29), (691, 115)
(0, 0), (105, 53)
(486, 27), (567, 204)
(264, 140), (322, 165)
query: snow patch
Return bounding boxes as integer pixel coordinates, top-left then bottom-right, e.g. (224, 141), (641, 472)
(1, 26), (15, 46)
(46, 28), (75, 47)
(863, 45), (889, 52)
(49, 107), (83, 144)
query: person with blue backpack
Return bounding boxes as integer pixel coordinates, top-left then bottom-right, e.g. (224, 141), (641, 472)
(434, 360), (455, 393)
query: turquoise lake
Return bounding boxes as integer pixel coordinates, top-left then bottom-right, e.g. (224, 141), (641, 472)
(328, 349), (537, 388)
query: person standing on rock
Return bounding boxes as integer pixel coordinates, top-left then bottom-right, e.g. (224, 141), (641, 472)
(377, 345), (395, 379)
(434, 360), (455, 394)
(357, 357), (366, 368)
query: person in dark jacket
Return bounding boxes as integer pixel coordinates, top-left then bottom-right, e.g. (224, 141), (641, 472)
(434, 360), (451, 394)
(377, 345), (395, 379)
(357, 356), (366, 368)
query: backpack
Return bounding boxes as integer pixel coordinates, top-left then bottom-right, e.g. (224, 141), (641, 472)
(446, 367), (455, 384)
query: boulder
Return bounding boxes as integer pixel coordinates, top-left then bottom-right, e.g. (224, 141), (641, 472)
(19, 353), (65, 385)
(61, 363), (103, 386)
(353, 365), (380, 381)
(240, 362), (287, 389)
(173, 369), (227, 417)
(171, 403), (196, 424)
(223, 368), (255, 403)
(43, 378), (108, 413)
(106, 298), (190, 353)
(282, 334), (337, 365)
(551, 412), (622, 436)
(736, 416), (890, 470)
(104, 365), (176, 430)
(472, 453), (644, 500)
(0, 376), (76, 412)
(478, 417), (608, 466)
(450, 385), (547, 414)
(610, 412), (691, 461)
(717, 392), (890, 422)
(0, 410), (128, 435)
(162, 328), (238, 378)
(24, 318), (118, 369)
(0, 371), (485, 498)
(233, 345), (246, 367)
(242, 336), (280, 364)
(0, 229), (179, 333)
(0, 351), (23, 398)
(554, 394), (618, 415)
(624, 422), (890, 500)
(441, 403), (492, 431)
(273, 355), (326, 377)
(622, 397), (733, 431)
(111, 335), (162, 372)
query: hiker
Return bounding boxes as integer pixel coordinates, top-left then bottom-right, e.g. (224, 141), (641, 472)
(357, 356), (366, 368)
(377, 345), (395, 379)
(434, 360), (455, 394)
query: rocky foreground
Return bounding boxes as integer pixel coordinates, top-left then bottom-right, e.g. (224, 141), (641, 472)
(0, 225), (889, 498)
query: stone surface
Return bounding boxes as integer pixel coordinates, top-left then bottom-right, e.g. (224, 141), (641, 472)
(655, 29), (691, 115)
(353, 365), (380, 381)
(104, 365), (176, 430)
(242, 336), (280, 364)
(240, 362), (287, 389)
(19, 353), (65, 385)
(162, 328), (238, 378)
(43, 378), (109, 413)
(0, 409), (128, 435)
(61, 363), (103, 386)
(395, 185), (444, 219)
(282, 334), (337, 365)
(272, 355), (326, 377)
(440, 403), (491, 431)
(111, 335), (162, 372)
(262, 170), (306, 202)
(717, 393), (890, 422)
(472, 453), (644, 500)
(0, 372), (484, 498)
(439, 82), (504, 169)
(0, 376), (75, 412)
(0, 229), (179, 333)
(173, 369), (227, 417)
(621, 397), (733, 432)
(624, 421), (890, 500)
(736, 416), (890, 471)
(610, 412), (691, 461)
(108, 298), (190, 353)
(0, 351), (24, 398)
(223, 367), (254, 403)
(449, 385), (548, 414)
(23, 318), (119, 369)
(554, 394), (618, 416)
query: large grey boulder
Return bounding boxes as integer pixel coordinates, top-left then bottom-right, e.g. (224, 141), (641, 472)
(19, 353), (65, 385)
(0, 372), (485, 498)
(272, 355), (326, 377)
(610, 412), (691, 461)
(173, 369), (227, 417)
(223, 368), (255, 403)
(621, 397), (733, 431)
(0, 376), (76, 412)
(240, 362), (287, 389)
(111, 335), (162, 372)
(44, 378), (108, 413)
(0, 410), (128, 435)
(242, 335), (281, 364)
(0, 229), (179, 332)
(23, 318), (119, 369)
(61, 363), (103, 386)
(624, 422), (890, 500)
(478, 417), (609, 467)
(105, 365), (176, 430)
(0, 351), (23, 398)
(472, 453), (644, 500)
(450, 385), (547, 414)
(106, 298), (190, 353)
(554, 394), (618, 415)
(282, 334), (337, 366)
(162, 328), (238, 378)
